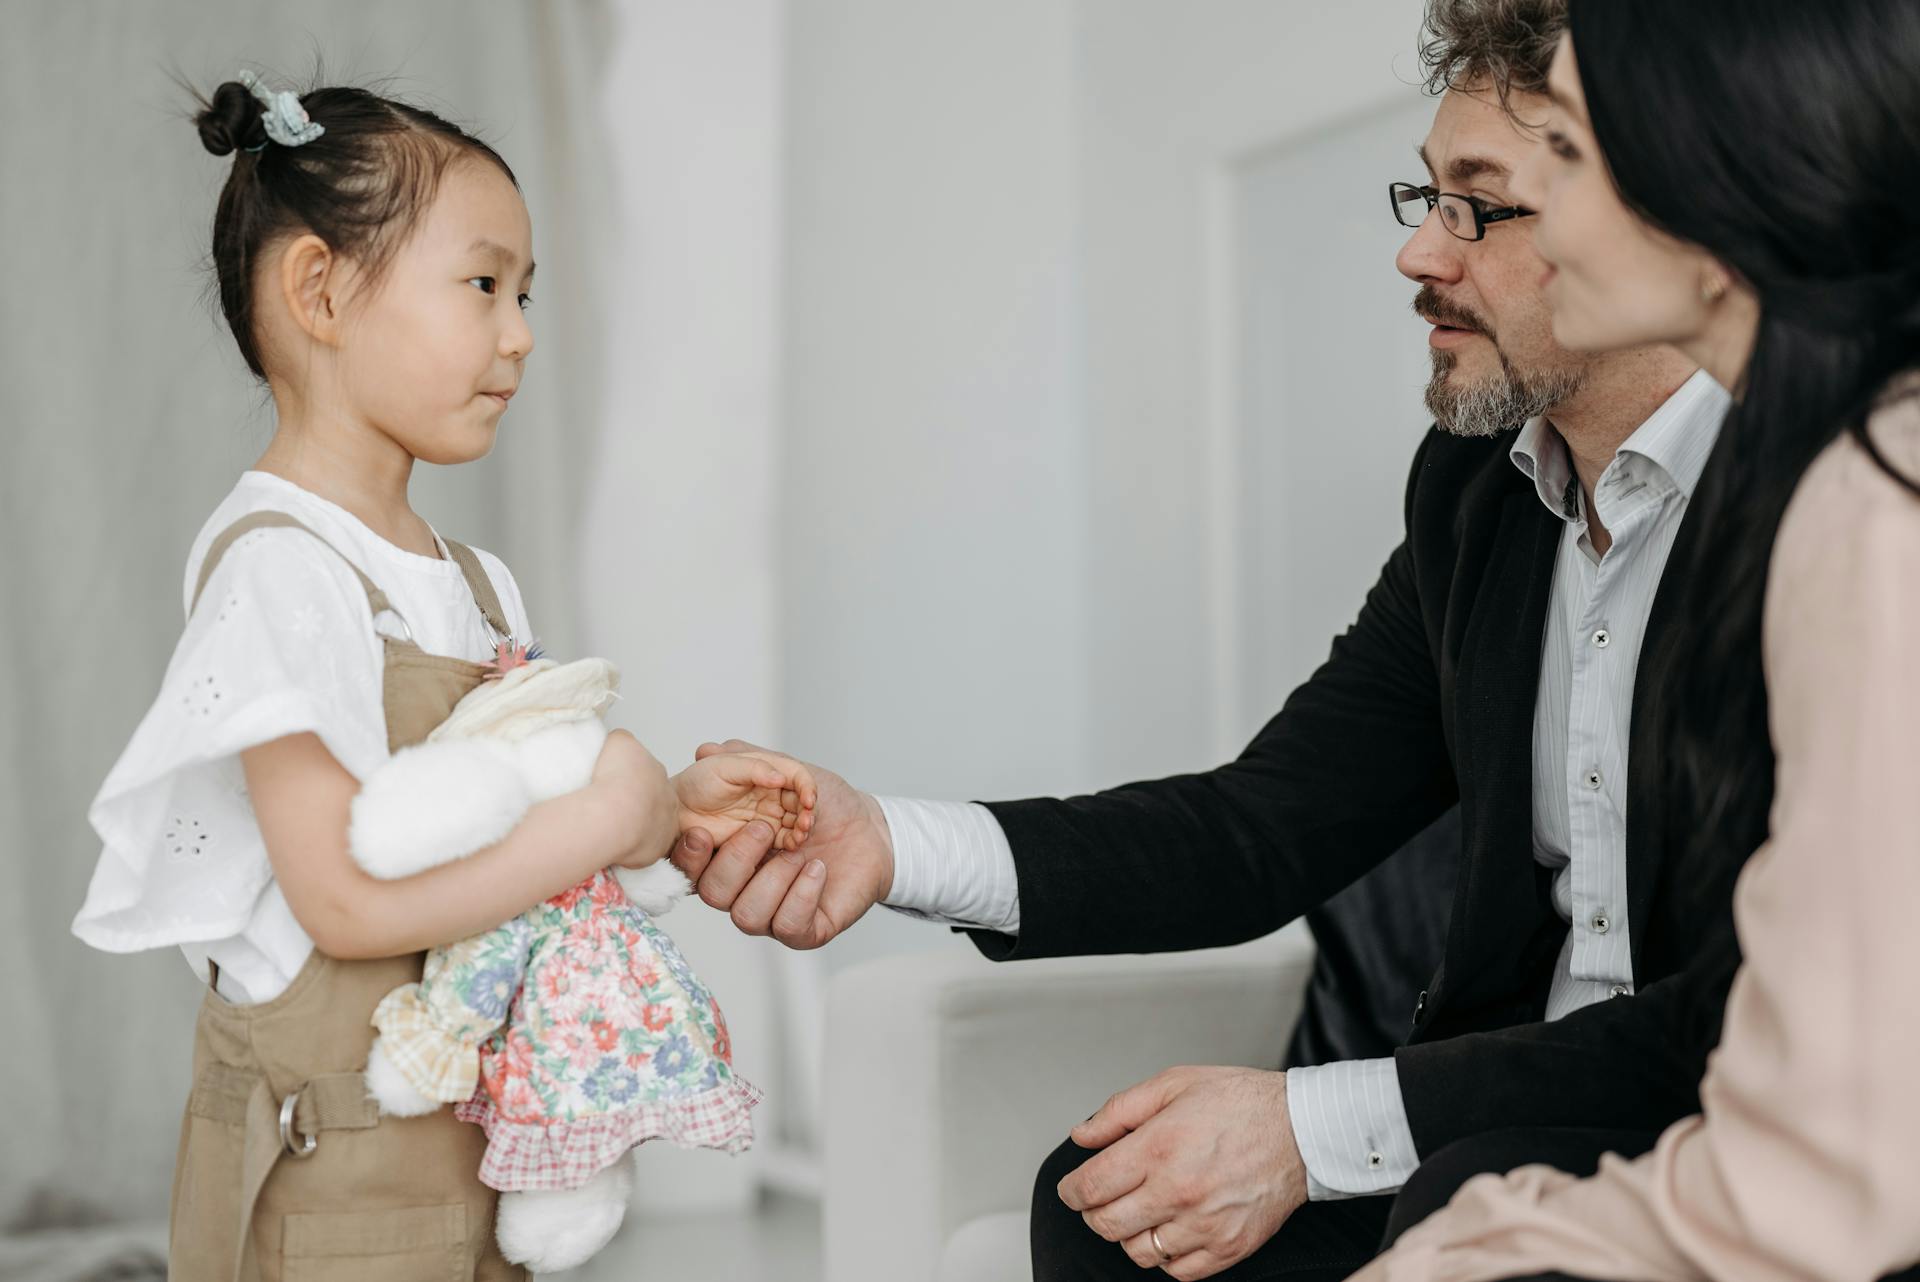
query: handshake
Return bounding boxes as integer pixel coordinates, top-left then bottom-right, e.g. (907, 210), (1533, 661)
(590, 733), (895, 949)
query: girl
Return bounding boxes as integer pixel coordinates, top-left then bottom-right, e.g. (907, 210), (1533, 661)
(1357, 1), (1920, 1279)
(70, 72), (813, 1281)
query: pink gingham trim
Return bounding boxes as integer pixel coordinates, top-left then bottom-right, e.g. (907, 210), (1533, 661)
(455, 1074), (764, 1192)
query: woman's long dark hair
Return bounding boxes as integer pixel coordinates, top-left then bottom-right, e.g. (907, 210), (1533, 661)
(1569, 0), (1920, 936)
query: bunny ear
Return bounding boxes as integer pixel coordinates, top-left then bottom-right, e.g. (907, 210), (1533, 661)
(349, 740), (530, 878)
(431, 657), (620, 743)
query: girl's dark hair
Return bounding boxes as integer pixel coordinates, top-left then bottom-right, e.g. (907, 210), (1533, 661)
(190, 74), (519, 380)
(1569, 0), (1920, 927)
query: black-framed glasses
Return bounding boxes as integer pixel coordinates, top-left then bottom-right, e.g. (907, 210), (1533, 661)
(1388, 181), (1535, 242)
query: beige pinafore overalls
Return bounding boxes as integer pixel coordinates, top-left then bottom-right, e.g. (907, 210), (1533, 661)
(168, 511), (529, 1282)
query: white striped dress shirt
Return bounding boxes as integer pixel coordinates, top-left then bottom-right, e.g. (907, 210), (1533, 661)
(1525, 368), (1729, 1019)
(876, 369), (1730, 1200)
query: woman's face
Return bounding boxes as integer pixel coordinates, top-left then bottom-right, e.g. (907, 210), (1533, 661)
(1511, 37), (1733, 356)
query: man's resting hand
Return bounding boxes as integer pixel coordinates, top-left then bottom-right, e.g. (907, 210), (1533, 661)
(1059, 1066), (1311, 1280)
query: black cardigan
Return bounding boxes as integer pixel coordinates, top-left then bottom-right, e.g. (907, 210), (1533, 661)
(961, 424), (1739, 1159)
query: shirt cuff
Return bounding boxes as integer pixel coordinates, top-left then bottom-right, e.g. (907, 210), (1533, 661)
(875, 796), (1020, 935)
(1284, 1058), (1421, 1200)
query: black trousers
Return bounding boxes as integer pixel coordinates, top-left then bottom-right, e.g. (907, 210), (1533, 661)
(1380, 1126), (1659, 1246)
(1034, 1126), (1920, 1281)
(1032, 1138), (1390, 1282)
(1031, 1127), (1659, 1282)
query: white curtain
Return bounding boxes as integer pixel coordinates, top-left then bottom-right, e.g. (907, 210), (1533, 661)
(0, 0), (614, 1250)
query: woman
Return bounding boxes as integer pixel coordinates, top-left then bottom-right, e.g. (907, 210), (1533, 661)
(1353, 0), (1920, 1279)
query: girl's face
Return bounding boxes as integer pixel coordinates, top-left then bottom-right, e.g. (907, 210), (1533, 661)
(331, 158), (535, 465)
(1510, 38), (1732, 355)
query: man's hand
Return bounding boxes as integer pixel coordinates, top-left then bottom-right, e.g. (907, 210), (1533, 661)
(672, 750), (818, 852)
(670, 739), (894, 950)
(1056, 1066), (1310, 1279)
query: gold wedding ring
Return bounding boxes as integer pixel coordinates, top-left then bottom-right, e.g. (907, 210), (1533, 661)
(1150, 1225), (1172, 1264)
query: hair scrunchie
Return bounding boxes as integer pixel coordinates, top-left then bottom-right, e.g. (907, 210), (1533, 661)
(238, 69), (325, 152)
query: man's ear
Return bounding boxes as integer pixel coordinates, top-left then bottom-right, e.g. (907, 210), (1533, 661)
(276, 233), (348, 349)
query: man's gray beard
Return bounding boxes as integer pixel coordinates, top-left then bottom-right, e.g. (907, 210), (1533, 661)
(1425, 347), (1589, 439)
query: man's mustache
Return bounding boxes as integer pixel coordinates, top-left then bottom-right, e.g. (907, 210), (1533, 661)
(1414, 286), (1491, 337)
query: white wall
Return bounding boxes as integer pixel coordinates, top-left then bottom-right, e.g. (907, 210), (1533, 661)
(780, 0), (1095, 975)
(581, 0), (790, 1211)
(1234, 101), (1437, 737)
(1071, 0), (1432, 774)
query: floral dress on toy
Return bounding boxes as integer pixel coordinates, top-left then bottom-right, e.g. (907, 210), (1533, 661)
(449, 870), (759, 1178)
(347, 651), (782, 1274)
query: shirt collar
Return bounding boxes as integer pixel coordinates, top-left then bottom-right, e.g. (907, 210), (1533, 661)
(1509, 368), (1731, 523)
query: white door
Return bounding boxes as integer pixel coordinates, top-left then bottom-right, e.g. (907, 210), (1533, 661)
(1066, 0), (1440, 769)
(1233, 99), (1438, 733)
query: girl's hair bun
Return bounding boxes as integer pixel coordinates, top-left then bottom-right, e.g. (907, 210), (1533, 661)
(196, 80), (267, 157)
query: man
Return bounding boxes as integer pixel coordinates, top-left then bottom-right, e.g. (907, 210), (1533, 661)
(674, 2), (1742, 1277)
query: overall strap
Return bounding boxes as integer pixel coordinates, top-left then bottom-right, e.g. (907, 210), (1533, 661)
(440, 538), (513, 641)
(190, 511), (398, 623)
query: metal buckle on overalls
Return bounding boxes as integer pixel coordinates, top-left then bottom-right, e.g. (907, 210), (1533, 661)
(278, 1090), (318, 1158)
(372, 605), (417, 645)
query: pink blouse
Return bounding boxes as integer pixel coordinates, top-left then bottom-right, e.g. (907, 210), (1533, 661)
(1356, 389), (1920, 1282)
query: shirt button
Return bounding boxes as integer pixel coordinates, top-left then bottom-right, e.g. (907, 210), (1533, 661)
(1584, 769), (1603, 791)
(1592, 628), (1611, 648)
(1367, 1151), (1384, 1169)
(1609, 983), (1630, 998)
(1591, 912), (1611, 934)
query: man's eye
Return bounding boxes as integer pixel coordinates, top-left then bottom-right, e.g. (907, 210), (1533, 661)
(468, 276), (497, 294)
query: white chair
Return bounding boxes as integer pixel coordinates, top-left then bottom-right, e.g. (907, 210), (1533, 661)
(823, 924), (1317, 1282)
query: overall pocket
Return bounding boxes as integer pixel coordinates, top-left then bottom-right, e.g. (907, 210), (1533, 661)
(280, 1203), (468, 1282)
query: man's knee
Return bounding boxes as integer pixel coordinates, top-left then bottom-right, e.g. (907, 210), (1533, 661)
(1030, 1136), (1104, 1266)
(1386, 1129), (1536, 1244)
(1031, 1136), (1095, 1228)
(1385, 1127), (1659, 1247)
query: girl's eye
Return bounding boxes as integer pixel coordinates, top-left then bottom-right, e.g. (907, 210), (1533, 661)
(517, 293), (533, 312)
(468, 276), (498, 294)
(1545, 130), (1580, 162)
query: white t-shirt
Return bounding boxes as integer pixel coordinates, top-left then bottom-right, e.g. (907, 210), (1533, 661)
(71, 471), (534, 1004)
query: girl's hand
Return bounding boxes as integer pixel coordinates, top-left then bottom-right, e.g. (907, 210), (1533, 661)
(673, 752), (818, 853)
(590, 729), (679, 869)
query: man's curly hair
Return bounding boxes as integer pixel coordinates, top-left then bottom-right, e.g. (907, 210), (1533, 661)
(1418, 0), (1567, 115)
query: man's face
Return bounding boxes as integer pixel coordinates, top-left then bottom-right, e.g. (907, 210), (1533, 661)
(1397, 84), (1591, 437)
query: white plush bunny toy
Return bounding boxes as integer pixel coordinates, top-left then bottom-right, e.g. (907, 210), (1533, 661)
(348, 656), (766, 1273)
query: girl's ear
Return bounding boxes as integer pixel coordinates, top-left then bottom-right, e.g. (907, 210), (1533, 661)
(276, 233), (346, 349)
